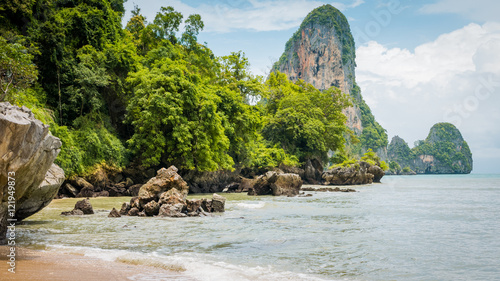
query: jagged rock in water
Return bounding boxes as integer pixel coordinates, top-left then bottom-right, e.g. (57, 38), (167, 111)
(74, 199), (94, 214)
(130, 197), (141, 209)
(121, 168), (226, 217)
(108, 208), (121, 217)
(158, 188), (185, 206)
(61, 198), (94, 216)
(128, 207), (140, 216)
(322, 161), (379, 185)
(247, 171), (303, 196)
(272, 4), (388, 155)
(143, 200), (160, 216)
(119, 202), (131, 215)
(138, 166), (189, 202)
(186, 199), (202, 213)
(0, 102), (64, 243)
(211, 194), (226, 212)
(200, 198), (212, 213)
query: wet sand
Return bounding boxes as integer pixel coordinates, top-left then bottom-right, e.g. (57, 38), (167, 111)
(0, 246), (193, 281)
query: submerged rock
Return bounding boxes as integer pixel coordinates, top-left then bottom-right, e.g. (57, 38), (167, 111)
(61, 209), (84, 216)
(0, 102), (64, 243)
(301, 187), (356, 192)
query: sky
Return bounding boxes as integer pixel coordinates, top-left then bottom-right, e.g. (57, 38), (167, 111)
(122, 0), (500, 174)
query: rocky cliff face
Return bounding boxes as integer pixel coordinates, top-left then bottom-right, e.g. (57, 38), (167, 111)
(272, 4), (387, 156)
(387, 123), (473, 174)
(0, 102), (65, 243)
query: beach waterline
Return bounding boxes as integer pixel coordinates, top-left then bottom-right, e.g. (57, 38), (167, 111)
(8, 174), (500, 281)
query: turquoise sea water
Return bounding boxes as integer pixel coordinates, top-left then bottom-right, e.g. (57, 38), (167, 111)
(15, 174), (500, 280)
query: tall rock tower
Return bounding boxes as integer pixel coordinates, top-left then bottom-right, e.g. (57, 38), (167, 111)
(272, 4), (388, 157)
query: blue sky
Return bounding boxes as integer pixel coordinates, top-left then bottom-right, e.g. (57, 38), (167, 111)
(122, 0), (500, 173)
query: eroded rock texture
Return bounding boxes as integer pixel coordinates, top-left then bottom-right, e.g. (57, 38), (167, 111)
(0, 103), (64, 243)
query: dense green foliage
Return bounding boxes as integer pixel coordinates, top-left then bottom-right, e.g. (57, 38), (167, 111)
(387, 123), (473, 174)
(412, 123), (472, 173)
(0, 36), (38, 101)
(351, 83), (388, 152)
(387, 135), (412, 168)
(271, 4), (388, 156)
(2, 1), (354, 177)
(330, 149), (388, 171)
(262, 72), (350, 164)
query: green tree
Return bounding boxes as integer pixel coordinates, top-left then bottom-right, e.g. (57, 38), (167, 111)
(153, 6), (182, 44)
(262, 72), (350, 164)
(67, 45), (110, 116)
(181, 14), (204, 50)
(218, 51), (263, 103)
(389, 161), (401, 173)
(125, 58), (233, 171)
(0, 36), (37, 101)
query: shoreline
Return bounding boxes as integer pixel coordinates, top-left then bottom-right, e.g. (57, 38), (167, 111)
(0, 246), (194, 281)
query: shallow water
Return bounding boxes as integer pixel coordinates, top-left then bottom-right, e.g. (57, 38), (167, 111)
(16, 174), (500, 281)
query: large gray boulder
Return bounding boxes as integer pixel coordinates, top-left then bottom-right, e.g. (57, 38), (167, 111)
(0, 103), (64, 243)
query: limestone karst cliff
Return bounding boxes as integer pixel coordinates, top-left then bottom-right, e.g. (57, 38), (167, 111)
(387, 123), (473, 174)
(272, 4), (388, 156)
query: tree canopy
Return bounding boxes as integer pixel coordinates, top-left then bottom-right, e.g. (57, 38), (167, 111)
(1, 2), (365, 177)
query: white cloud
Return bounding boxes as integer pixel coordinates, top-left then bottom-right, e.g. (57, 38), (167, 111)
(420, 0), (500, 22)
(356, 22), (500, 173)
(124, 0), (364, 33)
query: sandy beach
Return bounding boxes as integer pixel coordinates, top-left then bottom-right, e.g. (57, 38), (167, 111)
(0, 246), (193, 281)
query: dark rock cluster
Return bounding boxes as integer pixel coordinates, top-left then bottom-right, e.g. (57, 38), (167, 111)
(117, 166), (226, 218)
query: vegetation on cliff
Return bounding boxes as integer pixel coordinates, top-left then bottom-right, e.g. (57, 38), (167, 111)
(262, 72), (351, 164)
(271, 4), (388, 156)
(387, 123), (473, 174)
(1, 1), (353, 178)
(273, 4), (355, 70)
(351, 83), (388, 152)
